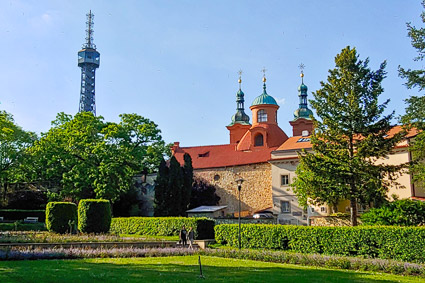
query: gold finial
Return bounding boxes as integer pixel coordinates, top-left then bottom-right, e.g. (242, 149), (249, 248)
(238, 69), (243, 84)
(298, 63), (305, 82)
(261, 67), (267, 82)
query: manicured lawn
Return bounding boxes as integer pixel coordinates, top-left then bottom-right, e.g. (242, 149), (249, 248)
(0, 256), (423, 282)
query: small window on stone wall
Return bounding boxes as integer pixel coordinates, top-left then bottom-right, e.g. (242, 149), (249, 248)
(214, 174), (220, 181)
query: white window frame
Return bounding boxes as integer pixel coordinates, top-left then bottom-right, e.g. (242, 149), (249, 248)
(257, 109), (267, 122)
(281, 174), (290, 186)
(280, 201), (291, 213)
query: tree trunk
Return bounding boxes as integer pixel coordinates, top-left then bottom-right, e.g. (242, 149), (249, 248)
(350, 197), (358, 226)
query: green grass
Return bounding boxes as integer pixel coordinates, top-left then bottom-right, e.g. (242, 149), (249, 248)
(0, 256), (423, 282)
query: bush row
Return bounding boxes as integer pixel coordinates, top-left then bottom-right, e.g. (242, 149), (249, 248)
(0, 209), (45, 222)
(45, 200), (111, 234)
(110, 217), (215, 239)
(215, 224), (425, 263)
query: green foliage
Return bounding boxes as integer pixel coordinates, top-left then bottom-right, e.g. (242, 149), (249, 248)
(110, 217), (215, 239)
(293, 46), (405, 226)
(0, 209), (45, 222)
(189, 177), (221, 209)
(154, 159), (169, 216)
(399, 2), (425, 184)
(0, 111), (37, 207)
(215, 224), (425, 263)
(361, 199), (425, 226)
(45, 202), (77, 234)
(0, 222), (46, 232)
(78, 199), (111, 233)
(181, 153), (193, 215)
(168, 156), (184, 216)
(29, 112), (169, 203)
(154, 155), (192, 216)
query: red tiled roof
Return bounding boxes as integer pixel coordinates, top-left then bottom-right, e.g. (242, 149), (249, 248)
(173, 143), (278, 169)
(276, 125), (419, 152)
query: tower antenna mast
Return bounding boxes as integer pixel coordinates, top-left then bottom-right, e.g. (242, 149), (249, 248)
(78, 10), (100, 115)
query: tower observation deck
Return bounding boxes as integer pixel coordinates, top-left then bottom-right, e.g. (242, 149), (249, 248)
(78, 10), (100, 115)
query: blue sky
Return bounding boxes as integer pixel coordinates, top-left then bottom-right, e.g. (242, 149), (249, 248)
(0, 0), (423, 146)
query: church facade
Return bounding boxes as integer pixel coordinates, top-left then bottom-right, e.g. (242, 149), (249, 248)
(172, 72), (422, 223)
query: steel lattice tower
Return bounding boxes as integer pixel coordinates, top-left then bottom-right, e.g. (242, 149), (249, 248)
(78, 10), (100, 115)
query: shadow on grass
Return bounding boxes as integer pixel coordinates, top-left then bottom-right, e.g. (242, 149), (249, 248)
(0, 256), (420, 283)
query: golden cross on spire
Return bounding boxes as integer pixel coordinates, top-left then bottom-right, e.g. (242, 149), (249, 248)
(261, 67), (267, 83)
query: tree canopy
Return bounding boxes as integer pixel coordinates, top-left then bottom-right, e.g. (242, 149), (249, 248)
(0, 111), (37, 207)
(399, 1), (425, 184)
(29, 112), (169, 202)
(292, 46), (404, 226)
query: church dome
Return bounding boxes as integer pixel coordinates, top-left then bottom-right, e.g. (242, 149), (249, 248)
(294, 107), (313, 120)
(298, 83), (308, 93)
(251, 83), (278, 106)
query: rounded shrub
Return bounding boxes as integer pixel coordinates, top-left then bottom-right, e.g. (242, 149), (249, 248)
(78, 199), (111, 233)
(45, 202), (77, 234)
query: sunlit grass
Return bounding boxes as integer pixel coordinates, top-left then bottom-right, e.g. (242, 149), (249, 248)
(0, 256), (423, 283)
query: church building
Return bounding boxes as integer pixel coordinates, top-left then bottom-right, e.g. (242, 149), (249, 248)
(173, 72), (302, 216)
(172, 71), (422, 223)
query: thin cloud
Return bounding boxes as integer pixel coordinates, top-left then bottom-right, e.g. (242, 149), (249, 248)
(276, 98), (285, 105)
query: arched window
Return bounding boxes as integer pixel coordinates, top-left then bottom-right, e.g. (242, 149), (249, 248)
(254, 134), (264, 147)
(257, 110), (267, 122)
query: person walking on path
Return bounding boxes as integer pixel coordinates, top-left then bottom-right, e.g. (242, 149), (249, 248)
(187, 227), (194, 250)
(179, 226), (187, 247)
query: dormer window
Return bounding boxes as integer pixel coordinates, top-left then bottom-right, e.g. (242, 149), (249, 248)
(257, 110), (267, 122)
(302, 130), (309, 136)
(254, 134), (264, 147)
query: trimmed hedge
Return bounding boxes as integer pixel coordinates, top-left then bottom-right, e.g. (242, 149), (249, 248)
(0, 209), (45, 222)
(110, 217), (215, 239)
(45, 202), (77, 234)
(78, 199), (111, 233)
(0, 222), (46, 231)
(215, 224), (425, 263)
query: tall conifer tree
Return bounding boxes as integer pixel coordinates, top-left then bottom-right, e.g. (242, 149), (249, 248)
(182, 153), (193, 214)
(399, 1), (425, 183)
(154, 158), (169, 216)
(168, 156), (184, 216)
(293, 46), (404, 226)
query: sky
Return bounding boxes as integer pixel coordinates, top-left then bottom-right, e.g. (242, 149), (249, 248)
(0, 0), (423, 147)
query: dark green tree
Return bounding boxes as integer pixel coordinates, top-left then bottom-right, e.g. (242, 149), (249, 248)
(182, 153), (193, 213)
(399, 1), (425, 184)
(189, 177), (220, 209)
(293, 46), (404, 226)
(154, 158), (169, 216)
(168, 156), (184, 216)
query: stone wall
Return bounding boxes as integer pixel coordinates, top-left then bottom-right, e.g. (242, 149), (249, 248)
(310, 216), (362, 227)
(194, 162), (272, 215)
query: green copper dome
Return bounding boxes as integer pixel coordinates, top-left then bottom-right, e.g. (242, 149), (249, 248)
(294, 108), (313, 119)
(293, 80), (313, 120)
(298, 83), (308, 92)
(251, 83), (278, 106)
(228, 86), (251, 126)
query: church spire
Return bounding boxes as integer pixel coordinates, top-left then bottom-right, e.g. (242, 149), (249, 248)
(229, 70), (250, 126)
(293, 64), (313, 120)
